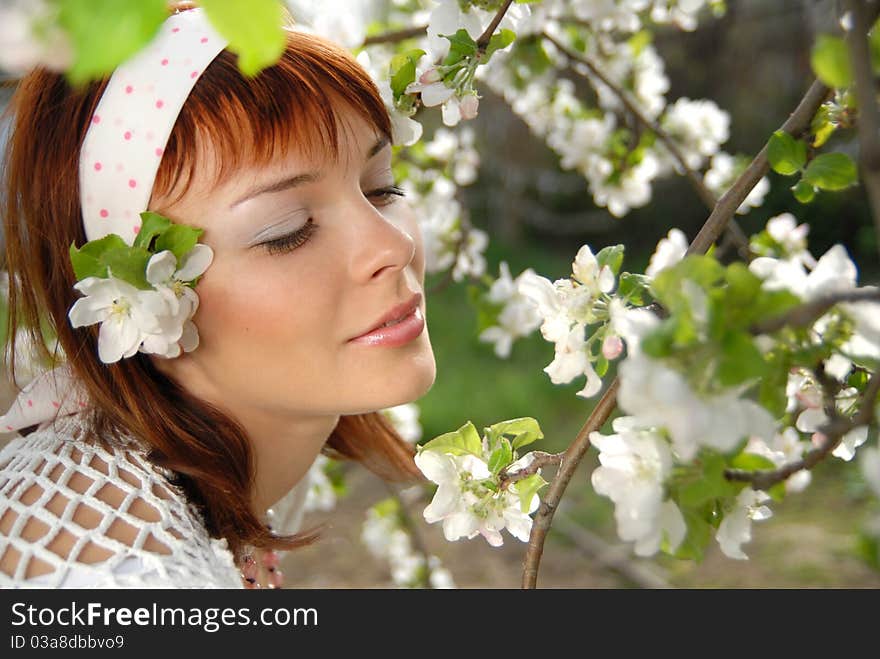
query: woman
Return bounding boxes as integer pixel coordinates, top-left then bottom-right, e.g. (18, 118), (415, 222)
(0, 5), (435, 588)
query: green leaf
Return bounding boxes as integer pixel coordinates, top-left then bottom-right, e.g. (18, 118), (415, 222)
(155, 224), (203, 264)
(717, 331), (768, 386)
(640, 320), (676, 358)
(69, 243), (108, 281)
(672, 507), (712, 561)
(767, 131), (807, 176)
(200, 0), (286, 76)
(871, 21), (880, 72)
(133, 211), (172, 251)
(627, 30), (653, 57)
(487, 417), (544, 451)
(617, 272), (647, 305)
(484, 29), (516, 62)
(442, 29), (478, 66)
(767, 482), (786, 503)
(729, 452), (777, 472)
(810, 104), (837, 148)
(595, 244), (625, 276)
(724, 262), (762, 308)
(792, 179), (817, 203)
(802, 152), (858, 191)
(421, 421), (483, 457)
(58, 0), (168, 86)
(811, 35), (852, 89)
(390, 48), (426, 98)
(102, 246), (152, 290)
(513, 473), (546, 514)
(488, 439), (513, 475)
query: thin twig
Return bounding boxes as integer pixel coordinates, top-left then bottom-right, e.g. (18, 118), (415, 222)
(362, 25), (428, 46)
(540, 31), (752, 258)
(844, 0), (880, 261)
(750, 288), (880, 335)
(522, 378), (620, 589)
(687, 80), (831, 255)
(725, 371), (880, 491)
(476, 0), (515, 52)
(521, 78), (832, 589)
(498, 451), (563, 489)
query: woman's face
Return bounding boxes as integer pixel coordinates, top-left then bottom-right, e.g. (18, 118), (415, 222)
(149, 106), (436, 422)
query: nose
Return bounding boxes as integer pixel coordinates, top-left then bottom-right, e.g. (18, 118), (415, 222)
(347, 198), (416, 284)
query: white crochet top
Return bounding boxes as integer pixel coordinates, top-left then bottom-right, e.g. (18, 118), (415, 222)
(0, 412), (310, 589)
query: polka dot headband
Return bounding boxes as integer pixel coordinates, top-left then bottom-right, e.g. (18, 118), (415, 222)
(79, 7), (228, 242)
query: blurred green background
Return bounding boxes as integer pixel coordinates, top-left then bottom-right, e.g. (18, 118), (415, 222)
(411, 0), (880, 586)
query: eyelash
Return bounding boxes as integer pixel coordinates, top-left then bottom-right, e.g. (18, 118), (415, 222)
(260, 185), (406, 255)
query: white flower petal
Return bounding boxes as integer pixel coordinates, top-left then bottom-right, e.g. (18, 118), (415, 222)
(146, 250), (178, 286)
(176, 244), (214, 281)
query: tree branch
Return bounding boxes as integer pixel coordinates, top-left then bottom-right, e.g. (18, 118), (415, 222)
(725, 371), (880, 491)
(541, 31), (717, 208)
(687, 79), (831, 255)
(844, 0), (880, 261)
(521, 77), (833, 589)
(522, 378), (619, 589)
(750, 288), (880, 335)
(362, 25), (428, 46)
(540, 31), (753, 259)
(477, 0), (515, 52)
(498, 451), (563, 489)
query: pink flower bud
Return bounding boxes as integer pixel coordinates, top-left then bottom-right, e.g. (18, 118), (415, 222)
(419, 67), (442, 84)
(811, 432), (826, 448)
(602, 335), (624, 360)
(460, 94), (479, 120)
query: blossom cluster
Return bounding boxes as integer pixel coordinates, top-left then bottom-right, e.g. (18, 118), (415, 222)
(414, 418), (546, 547)
(362, 497), (456, 588)
(67, 214), (213, 364)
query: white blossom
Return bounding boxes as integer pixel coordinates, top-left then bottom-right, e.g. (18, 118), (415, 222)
(795, 388), (868, 462)
(414, 449), (539, 547)
(0, 0), (73, 75)
(383, 403), (423, 443)
(618, 353), (776, 461)
(590, 416), (686, 556)
(479, 262), (542, 358)
(704, 152), (769, 215)
(303, 454), (336, 513)
(745, 427), (812, 493)
(661, 98), (730, 170)
(861, 445), (880, 498)
(68, 276), (170, 364)
(716, 488), (772, 560)
(284, 0), (377, 48)
(646, 228), (688, 278)
(452, 227), (488, 282)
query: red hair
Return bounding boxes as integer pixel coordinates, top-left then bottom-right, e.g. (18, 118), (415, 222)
(2, 17), (422, 559)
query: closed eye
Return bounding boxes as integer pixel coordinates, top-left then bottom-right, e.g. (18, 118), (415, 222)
(260, 218), (317, 255)
(365, 185), (406, 206)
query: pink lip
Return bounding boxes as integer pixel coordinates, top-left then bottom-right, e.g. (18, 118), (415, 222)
(349, 293), (425, 347)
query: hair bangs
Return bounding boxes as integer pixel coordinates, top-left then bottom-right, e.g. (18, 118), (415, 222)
(152, 30), (392, 208)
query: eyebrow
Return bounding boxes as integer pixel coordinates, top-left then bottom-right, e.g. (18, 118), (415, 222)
(229, 136), (390, 209)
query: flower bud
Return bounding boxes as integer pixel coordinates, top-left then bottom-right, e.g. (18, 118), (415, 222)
(460, 94), (479, 120)
(419, 67), (442, 84)
(602, 335), (623, 360)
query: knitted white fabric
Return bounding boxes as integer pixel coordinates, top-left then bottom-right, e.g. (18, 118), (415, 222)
(0, 412), (310, 588)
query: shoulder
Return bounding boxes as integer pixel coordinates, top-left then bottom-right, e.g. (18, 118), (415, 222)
(0, 414), (241, 588)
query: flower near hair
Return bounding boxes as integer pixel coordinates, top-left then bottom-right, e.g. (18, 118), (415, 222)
(68, 211), (213, 364)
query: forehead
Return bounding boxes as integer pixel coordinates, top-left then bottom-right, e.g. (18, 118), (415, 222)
(151, 103), (383, 211)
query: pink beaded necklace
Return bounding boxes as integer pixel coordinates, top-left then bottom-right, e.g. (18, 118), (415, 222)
(239, 548), (284, 589)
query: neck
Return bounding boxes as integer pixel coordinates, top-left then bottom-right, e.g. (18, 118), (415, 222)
(235, 407), (340, 514)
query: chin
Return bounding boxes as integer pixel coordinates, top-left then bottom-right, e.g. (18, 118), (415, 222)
(345, 350), (436, 415)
